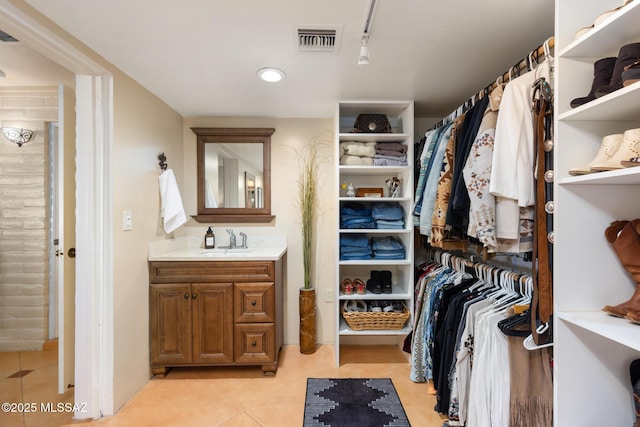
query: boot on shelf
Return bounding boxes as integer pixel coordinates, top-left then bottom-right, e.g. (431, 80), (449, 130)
(595, 43), (640, 98)
(631, 359), (640, 427)
(602, 219), (640, 318)
(591, 128), (640, 172)
(627, 309), (640, 324)
(569, 133), (623, 175)
(570, 57), (616, 108)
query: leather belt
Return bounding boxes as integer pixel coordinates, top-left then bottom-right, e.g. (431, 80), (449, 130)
(531, 77), (554, 345)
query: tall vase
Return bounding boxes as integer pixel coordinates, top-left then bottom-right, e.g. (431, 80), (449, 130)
(299, 287), (316, 354)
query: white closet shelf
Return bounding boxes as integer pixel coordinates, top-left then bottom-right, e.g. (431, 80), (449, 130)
(339, 196), (412, 202)
(559, 167), (640, 185)
(338, 133), (411, 142)
(338, 318), (412, 336)
(339, 293), (412, 300)
(339, 166), (412, 175)
(559, 1), (640, 58)
(339, 229), (413, 234)
(557, 311), (640, 352)
(557, 83), (640, 121)
(339, 259), (413, 266)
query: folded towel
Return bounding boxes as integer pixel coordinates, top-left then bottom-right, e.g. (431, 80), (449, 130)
(376, 142), (407, 154)
(340, 141), (377, 158)
(340, 155), (375, 165)
(159, 169), (187, 233)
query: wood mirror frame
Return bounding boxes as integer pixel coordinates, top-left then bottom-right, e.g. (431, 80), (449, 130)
(192, 127), (275, 223)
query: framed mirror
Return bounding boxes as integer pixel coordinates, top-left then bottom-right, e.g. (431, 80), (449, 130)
(192, 127), (275, 223)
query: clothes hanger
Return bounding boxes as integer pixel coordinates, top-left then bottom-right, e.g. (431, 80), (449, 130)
(524, 322), (554, 350)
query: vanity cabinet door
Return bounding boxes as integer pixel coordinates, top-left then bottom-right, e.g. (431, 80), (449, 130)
(150, 283), (192, 365)
(192, 283), (233, 364)
(234, 282), (275, 323)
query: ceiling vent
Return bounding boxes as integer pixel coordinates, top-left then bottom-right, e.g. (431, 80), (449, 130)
(293, 25), (342, 53)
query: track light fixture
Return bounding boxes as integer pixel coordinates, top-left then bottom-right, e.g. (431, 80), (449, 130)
(358, 35), (370, 65)
(357, 0), (377, 65)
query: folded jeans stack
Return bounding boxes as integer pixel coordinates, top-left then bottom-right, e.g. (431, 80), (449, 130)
(341, 202), (375, 229)
(372, 202), (405, 229)
(371, 236), (405, 260)
(340, 141), (376, 165)
(340, 234), (372, 260)
(374, 142), (408, 166)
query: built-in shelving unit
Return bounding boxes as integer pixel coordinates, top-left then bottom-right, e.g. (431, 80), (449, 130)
(334, 100), (414, 366)
(554, 1), (640, 424)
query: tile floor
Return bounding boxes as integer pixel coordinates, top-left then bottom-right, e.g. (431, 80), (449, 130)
(2, 344), (446, 427)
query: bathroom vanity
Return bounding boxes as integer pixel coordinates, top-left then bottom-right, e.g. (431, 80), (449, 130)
(147, 236), (286, 376)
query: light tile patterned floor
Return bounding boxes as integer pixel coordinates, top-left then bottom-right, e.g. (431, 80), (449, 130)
(1, 344), (445, 427)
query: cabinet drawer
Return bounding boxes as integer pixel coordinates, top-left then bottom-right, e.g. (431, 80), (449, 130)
(149, 261), (274, 283)
(234, 323), (275, 363)
(234, 283), (275, 323)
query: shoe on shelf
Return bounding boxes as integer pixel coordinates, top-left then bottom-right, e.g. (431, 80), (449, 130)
(381, 300), (394, 312)
(381, 270), (393, 294)
(602, 219), (640, 318)
(569, 133), (622, 175)
(570, 57), (616, 108)
(622, 157), (640, 168)
(595, 43), (640, 98)
(627, 310), (640, 324)
(343, 300), (366, 312)
(368, 301), (382, 312)
(367, 270), (383, 294)
(341, 278), (354, 295)
(592, 128), (640, 172)
(354, 278), (366, 295)
(623, 60), (640, 87)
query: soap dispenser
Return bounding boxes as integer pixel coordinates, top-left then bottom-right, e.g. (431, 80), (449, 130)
(204, 227), (215, 249)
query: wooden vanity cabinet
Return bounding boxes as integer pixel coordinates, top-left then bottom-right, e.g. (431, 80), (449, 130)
(148, 260), (283, 375)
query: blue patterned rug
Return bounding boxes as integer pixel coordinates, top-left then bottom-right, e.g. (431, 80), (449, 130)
(303, 378), (410, 427)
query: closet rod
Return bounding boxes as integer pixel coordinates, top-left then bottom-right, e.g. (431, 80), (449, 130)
(432, 37), (554, 130)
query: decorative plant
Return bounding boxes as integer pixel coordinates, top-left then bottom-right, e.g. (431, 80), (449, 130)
(293, 133), (329, 290)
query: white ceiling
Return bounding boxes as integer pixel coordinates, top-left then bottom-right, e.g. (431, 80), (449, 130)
(4, 0), (554, 119)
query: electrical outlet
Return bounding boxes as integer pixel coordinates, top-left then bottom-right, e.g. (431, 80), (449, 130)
(325, 289), (334, 302)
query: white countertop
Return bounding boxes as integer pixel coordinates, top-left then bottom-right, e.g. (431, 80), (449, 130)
(148, 235), (287, 261)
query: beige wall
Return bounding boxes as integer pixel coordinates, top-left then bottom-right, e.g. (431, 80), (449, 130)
(0, 87), (57, 351)
(111, 71), (184, 410)
(179, 117), (337, 345)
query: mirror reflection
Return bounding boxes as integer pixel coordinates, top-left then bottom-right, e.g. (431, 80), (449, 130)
(193, 127), (274, 223)
(204, 143), (263, 208)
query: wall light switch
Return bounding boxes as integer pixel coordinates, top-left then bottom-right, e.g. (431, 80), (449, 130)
(123, 210), (133, 231)
(325, 289), (334, 302)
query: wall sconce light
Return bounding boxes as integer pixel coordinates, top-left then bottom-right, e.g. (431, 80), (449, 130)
(2, 127), (34, 147)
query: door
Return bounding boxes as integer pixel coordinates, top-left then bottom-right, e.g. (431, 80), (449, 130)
(149, 283), (192, 365)
(57, 84), (76, 394)
(192, 283), (233, 364)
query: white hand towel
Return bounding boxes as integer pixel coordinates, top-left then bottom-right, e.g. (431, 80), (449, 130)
(159, 169), (187, 233)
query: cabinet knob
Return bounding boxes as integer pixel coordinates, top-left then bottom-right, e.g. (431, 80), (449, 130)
(251, 300), (257, 306)
(184, 293), (189, 299)
(192, 293), (197, 299)
(251, 341), (257, 347)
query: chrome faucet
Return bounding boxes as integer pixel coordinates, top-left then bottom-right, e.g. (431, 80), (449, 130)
(226, 228), (236, 248)
(238, 232), (247, 249)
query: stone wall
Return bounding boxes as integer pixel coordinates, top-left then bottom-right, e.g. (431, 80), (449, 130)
(0, 87), (57, 351)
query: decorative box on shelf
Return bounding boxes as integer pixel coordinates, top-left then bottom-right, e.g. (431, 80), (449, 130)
(356, 187), (384, 197)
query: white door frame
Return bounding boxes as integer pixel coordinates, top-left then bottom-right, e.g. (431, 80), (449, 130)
(0, 3), (114, 419)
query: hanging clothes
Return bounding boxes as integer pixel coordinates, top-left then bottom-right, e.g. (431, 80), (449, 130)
(489, 59), (552, 248)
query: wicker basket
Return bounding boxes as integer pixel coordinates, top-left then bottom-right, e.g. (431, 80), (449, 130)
(341, 304), (410, 331)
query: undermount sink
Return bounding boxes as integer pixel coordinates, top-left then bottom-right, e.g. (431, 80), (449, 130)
(200, 248), (252, 256)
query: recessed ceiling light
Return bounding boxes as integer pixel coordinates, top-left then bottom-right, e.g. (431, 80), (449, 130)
(257, 68), (286, 83)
